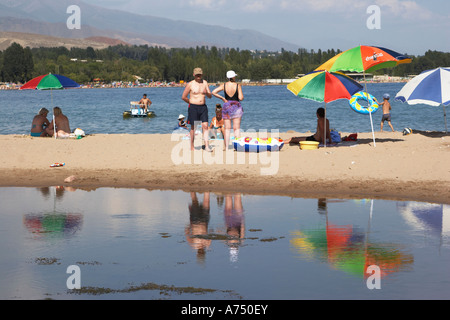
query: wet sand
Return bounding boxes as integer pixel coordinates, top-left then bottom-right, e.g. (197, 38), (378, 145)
(0, 131), (449, 204)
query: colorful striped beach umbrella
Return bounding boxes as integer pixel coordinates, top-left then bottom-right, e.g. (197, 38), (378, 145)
(315, 45), (412, 74)
(288, 70), (363, 102)
(20, 73), (80, 90)
(316, 46), (412, 146)
(287, 70), (363, 147)
(395, 67), (450, 132)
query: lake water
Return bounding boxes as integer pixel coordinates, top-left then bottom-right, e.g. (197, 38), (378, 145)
(1, 187), (449, 300)
(0, 83), (448, 135)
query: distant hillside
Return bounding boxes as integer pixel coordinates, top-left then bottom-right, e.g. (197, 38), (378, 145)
(0, 31), (130, 51)
(0, 0), (300, 51)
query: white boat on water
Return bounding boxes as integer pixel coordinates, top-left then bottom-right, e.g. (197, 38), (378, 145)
(123, 101), (155, 118)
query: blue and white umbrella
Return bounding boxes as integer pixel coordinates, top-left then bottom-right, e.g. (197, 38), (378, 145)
(395, 67), (450, 132)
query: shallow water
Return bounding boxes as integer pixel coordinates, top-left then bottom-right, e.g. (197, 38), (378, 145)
(0, 187), (449, 300)
(1, 83), (448, 135)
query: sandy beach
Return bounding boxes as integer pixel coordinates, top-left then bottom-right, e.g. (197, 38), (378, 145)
(0, 131), (449, 204)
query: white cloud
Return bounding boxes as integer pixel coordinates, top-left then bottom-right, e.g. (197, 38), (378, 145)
(375, 0), (434, 20)
(188, 0), (226, 10)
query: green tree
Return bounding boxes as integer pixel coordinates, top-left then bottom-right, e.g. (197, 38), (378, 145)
(2, 42), (25, 82)
(23, 47), (34, 81)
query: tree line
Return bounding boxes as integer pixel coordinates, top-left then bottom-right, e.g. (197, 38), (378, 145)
(1, 42), (449, 84)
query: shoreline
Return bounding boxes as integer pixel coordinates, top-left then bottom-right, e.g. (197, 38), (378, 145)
(0, 80), (408, 91)
(0, 132), (449, 204)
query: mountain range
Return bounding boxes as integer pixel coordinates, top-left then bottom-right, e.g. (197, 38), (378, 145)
(0, 0), (300, 51)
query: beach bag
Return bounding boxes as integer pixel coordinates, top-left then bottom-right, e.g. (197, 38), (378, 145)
(330, 129), (341, 143)
(342, 133), (358, 141)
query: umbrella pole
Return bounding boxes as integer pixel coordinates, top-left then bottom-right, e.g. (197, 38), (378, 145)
(51, 89), (58, 140)
(443, 104), (448, 133)
(324, 103), (327, 148)
(363, 72), (376, 147)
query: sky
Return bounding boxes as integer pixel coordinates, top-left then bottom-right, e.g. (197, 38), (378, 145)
(86, 0), (449, 55)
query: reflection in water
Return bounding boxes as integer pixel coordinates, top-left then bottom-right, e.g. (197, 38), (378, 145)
(224, 194), (245, 263)
(185, 192), (211, 263)
(23, 187), (83, 239)
(23, 213), (83, 239)
(291, 198), (414, 279)
(185, 192), (246, 264)
(3, 187), (449, 299)
(398, 202), (450, 238)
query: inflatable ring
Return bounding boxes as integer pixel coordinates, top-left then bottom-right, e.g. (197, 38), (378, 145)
(349, 91), (379, 114)
(233, 137), (284, 152)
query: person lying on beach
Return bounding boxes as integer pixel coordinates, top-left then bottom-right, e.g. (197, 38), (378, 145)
(379, 93), (395, 132)
(284, 107), (331, 146)
(209, 104), (224, 138)
(31, 108), (50, 137)
(46, 107), (71, 138)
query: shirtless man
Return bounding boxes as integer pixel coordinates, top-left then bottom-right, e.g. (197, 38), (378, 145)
(139, 94), (152, 113)
(285, 107), (331, 146)
(31, 108), (50, 137)
(46, 107), (71, 138)
(181, 67), (213, 152)
(379, 93), (395, 132)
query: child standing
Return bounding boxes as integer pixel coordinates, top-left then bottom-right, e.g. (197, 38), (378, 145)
(380, 93), (395, 132)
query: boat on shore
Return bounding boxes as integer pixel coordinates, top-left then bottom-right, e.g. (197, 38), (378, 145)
(123, 101), (155, 118)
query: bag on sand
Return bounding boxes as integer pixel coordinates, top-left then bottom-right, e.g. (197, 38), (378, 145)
(342, 133), (358, 141)
(330, 130), (341, 143)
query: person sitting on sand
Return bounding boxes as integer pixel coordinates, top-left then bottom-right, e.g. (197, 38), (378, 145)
(209, 104), (224, 139)
(284, 107), (331, 146)
(178, 114), (187, 128)
(46, 107), (71, 138)
(379, 93), (395, 132)
(31, 108), (50, 137)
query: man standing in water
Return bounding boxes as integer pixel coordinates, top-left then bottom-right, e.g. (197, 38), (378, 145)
(181, 68), (213, 152)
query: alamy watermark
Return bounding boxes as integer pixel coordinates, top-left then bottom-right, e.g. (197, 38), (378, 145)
(367, 5), (381, 30)
(171, 125), (281, 176)
(66, 265), (81, 289)
(366, 265), (381, 290)
(67, 5), (81, 30)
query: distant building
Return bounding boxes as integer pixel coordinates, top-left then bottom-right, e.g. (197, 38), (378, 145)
(345, 73), (373, 81)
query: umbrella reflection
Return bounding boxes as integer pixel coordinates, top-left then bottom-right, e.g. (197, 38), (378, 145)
(398, 202), (450, 249)
(23, 212), (83, 239)
(291, 199), (414, 279)
(23, 187), (83, 239)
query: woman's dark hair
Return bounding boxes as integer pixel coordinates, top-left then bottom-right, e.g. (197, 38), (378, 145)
(316, 107), (325, 118)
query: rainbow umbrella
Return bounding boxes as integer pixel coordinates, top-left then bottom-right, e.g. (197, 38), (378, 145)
(20, 73), (80, 139)
(316, 46), (412, 146)
(287, 70), (363, 147)
(20, 73), (80, 90)
(315, 45), (411, 74)
(291, 224), (414, 279)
